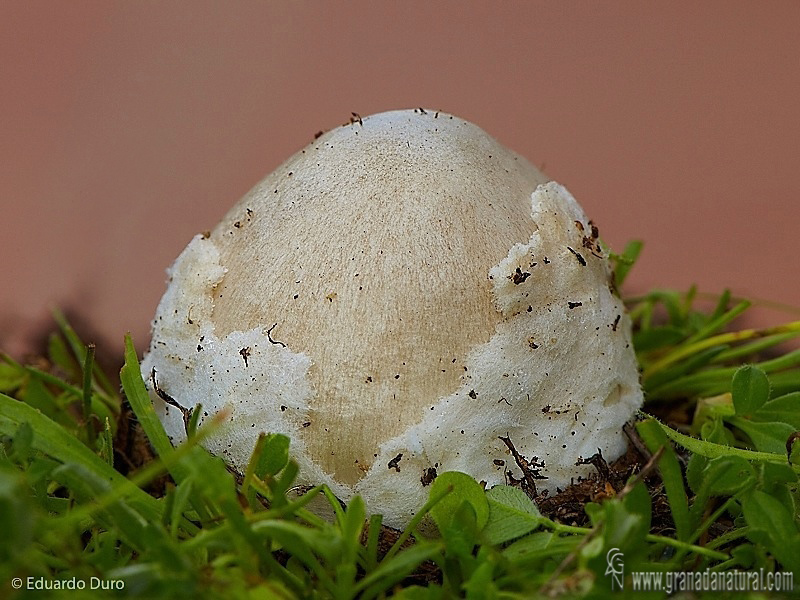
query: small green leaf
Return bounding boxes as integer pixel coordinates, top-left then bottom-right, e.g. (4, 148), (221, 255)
(462, 559), (497, 599)
(502, 531), (578, 564)
(484, 485), (542, 545)
(0, 362), (24, 392)
(619, 481), (652, 537)
(391, 584), (444, 600)
(579, 536), (604, 561)
(697, 456), (755, 497)
(340, 495), (366, 549)
(758, 462), (798, 512)
(685, 453), (708, 495)
(730, 543), (756, 568)
(752, 392), (800, 428)
(611, 239), (643, 288)
(257, 433), (290, 478)
(584, 501), (602, 526)
(741, 490), (800, 573)
(732, 365), (770, 416)
(599, 494), (649, 564)
(727, 418), (796, 454)
(428, 471), (489, 534)
(270, 459), (300, 501)
(700, 416), (736, 445)
(9, 421), (34, 463)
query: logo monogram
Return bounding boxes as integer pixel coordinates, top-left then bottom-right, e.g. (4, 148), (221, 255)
(605, 547), (625, 590)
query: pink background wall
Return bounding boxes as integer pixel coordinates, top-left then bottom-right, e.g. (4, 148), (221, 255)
(2, 2), (799, 358)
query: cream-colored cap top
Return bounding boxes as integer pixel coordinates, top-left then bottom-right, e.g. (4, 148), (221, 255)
(210, 110), (548, 484)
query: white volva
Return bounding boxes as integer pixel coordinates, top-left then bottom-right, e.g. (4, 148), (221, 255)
(141, 109), (642, 528)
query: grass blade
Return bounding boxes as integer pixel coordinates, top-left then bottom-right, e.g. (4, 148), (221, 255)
(636, 419), (691, 540)
(120, 334), (189, 484)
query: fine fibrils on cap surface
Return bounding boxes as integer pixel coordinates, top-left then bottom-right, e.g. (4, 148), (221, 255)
(141, 109), (643, 529)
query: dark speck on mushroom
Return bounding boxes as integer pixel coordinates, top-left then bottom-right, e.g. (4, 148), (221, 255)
(567, 246), (587, 266)
(511, 267), (530, 284)
(420, 466), (437, 486)
(239, 347), (251, 366)
(388, 453), (403, 472)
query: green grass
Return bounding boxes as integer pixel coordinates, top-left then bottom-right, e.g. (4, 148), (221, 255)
(2, 242), (800, 599)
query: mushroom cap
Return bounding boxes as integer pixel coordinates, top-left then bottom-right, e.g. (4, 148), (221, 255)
(142, 109), (642, 528)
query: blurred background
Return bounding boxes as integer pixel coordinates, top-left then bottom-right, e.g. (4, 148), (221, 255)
(2, 2), (799, 360)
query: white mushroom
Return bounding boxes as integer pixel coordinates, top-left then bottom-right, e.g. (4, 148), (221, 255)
(141, 109), (642, 529)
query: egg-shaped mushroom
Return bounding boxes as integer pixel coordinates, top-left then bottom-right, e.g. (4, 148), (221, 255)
(141, 109), (642, 528)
